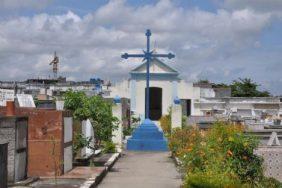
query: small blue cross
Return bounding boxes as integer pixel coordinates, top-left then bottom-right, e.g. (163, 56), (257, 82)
(121, 29), (175, 119)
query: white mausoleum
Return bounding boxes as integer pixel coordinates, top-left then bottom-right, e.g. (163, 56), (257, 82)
(106, 58), (200, 120)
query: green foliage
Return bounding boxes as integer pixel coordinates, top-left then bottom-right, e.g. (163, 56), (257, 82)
(185, 170), (242, 188)
(168, 122), (281, 187)
(88, 96), (119, 146)
(102, 141), (116, 153)
(64, 90), (90, 120)
(123, 126), (135, 136)
(73, 133), (93, 157)
(131, 116), (141, 125)
(231, 78), (270, 97)
(197, 79), (210, 84)
(195, 78), (271, 97)
(182, 116), (187, 128)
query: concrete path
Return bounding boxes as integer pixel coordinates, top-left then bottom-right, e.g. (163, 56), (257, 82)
(98, 151), (182, 188)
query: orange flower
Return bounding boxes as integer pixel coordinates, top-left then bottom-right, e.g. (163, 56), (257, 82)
(227, 150), (233, 157)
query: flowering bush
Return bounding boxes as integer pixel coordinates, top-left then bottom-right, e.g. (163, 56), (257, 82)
(168, 122), (281, 187)
(160, 114), (171, 135)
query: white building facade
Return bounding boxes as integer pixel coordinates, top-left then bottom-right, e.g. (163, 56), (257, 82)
(106, 58), (282, 122)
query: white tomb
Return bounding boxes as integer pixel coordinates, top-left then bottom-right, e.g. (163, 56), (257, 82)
(16, 94), (35, 108)
(81, 119), (95, 157)
(112, 97), (123, 146)
(0, 89), (14, 106)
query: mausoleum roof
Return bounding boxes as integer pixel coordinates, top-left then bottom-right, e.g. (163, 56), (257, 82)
(130, 58), (178, 75)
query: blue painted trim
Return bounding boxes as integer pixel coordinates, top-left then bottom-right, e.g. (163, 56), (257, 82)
(174, 97), (181, 104)
(114, 95), (121, 104)
(131, 74), (180, 81)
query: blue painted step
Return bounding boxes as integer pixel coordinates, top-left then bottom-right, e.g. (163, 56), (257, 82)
(132, 131), (164, 139)
(127, 119), (168, 151)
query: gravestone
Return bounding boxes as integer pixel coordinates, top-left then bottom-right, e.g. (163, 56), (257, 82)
(0, 89), (14, 106)
(0, 142), (8, 188)
(112, 96), (123, 147)
(267, 132), (280, 146)
(171, 97), (182, 129)
(0, 116), (28, 183)
(56, 101), (64, 111)
(16, 94), (35, 108)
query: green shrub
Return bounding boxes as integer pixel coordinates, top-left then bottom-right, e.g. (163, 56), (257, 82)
(184, 170), (242, 188)
(102, 141), (116, 153)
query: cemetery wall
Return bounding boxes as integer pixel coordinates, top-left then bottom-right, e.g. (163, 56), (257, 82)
(0, 107), (72, 177)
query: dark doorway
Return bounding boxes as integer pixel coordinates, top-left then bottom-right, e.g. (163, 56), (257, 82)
(147, 87), (162, 120)
(186, 99), (191, 116)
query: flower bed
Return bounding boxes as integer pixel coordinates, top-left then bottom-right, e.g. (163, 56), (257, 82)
(161, 119), (282, 187)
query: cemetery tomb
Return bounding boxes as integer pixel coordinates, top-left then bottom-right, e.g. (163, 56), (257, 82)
(0, 107), (73, 177)
(0, 116), (28, 183)
(18, 108), (73, 177)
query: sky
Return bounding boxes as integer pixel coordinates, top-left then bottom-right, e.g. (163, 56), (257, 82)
(0, 0), (282, 95)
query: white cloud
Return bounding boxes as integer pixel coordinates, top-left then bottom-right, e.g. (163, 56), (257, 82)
(0, 0), (281, 94)
(223, 0), (282, 12)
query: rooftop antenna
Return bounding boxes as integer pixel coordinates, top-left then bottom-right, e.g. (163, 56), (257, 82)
(49, 51), (59, 79)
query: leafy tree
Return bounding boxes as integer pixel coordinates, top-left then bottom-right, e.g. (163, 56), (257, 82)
(230, 78), (270, 97)
(196, 79), (210, 84)
(64, 90), (118, 149)
(64, 90), (90, 120)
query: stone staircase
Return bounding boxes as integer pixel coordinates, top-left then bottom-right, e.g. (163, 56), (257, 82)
(127, 119), (168, 151)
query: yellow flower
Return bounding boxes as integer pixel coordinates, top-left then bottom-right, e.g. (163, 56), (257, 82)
(228, 136), (234, 142)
